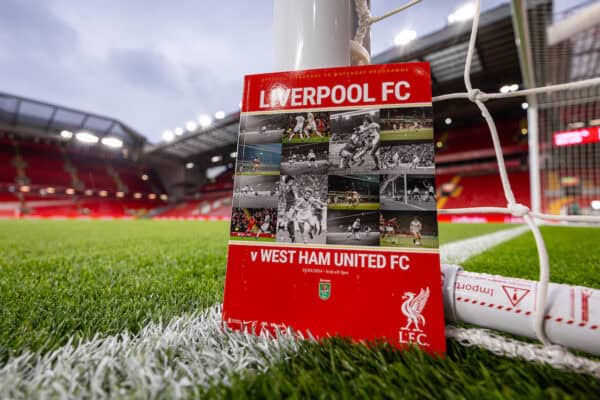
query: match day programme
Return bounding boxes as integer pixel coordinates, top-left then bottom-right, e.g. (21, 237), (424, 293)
(2, 0), (600, 398)
(224, 62), (447, 354)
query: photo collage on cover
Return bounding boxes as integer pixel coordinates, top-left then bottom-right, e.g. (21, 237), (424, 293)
(230, 107), (439, 248)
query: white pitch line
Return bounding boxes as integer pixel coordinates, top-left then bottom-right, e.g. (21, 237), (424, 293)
(0, 305), (302, 399)
(0, 225), (532, 398)
(440, 224), (530, 265)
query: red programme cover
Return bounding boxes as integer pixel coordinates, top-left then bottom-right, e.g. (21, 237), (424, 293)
(223, 63), (446, 354)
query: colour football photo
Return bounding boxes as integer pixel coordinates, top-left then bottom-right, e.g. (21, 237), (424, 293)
(235, 142), (281, 175)
(379, 107), (434, 141)
(276, 175), (327, 244)
(379, 210), (439, 248)
(327, 174), (380, 210)
(281, 111), (331, 144)
(230, 207), (277, 242)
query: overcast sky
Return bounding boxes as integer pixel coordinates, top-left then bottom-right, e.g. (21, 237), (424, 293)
(0, 0), (544, 143)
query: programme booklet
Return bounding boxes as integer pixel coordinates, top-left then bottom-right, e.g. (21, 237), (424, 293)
(223, 62), (445, 354)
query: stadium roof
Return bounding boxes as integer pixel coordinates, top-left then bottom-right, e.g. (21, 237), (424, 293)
(373, 2), (524, 128)
(150, 3), (528, 160)
(144, 112), (240, 159)
(0, 91), (146, 147)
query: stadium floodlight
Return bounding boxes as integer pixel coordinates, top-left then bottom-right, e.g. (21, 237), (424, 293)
(592, 200), (600, 210)
(214, 111), (226, 120)
(19, 185), (30, 193)
(160, 194), (168, 201)
(99, 190), (108, 197)
(447, 3), (476, 24)
(116, 191), (125, 198)
(46, 187), (55, 194)
(60, 130), (73, 139)
(65, 188), (75, 195)
(133, 192), (142, 199)
(101, 137), (123, 149)
(198, 114), (212, 128)
(148, 193), (157, 200)
(162, 130), (175, 142)
(75, 131), (99, 144)
(230, 151), (237, 158)
(393, 29), (416, 46)
(174, 127), (184, 136)
(141, 174), (148, 181)
(186, 121), (198, 132)
(84, 189), (93, 196)
(211, 155), (222, 163)
(445, 117), (452, 125)
(186, 162), (194, 169)
(521, 102), (529, 110)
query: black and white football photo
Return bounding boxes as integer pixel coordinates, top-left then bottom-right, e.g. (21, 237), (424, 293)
(326, 210), (379, 247)
(281, 142), (329, 175)
(276, 175), (327, 244)
(232, 175), (280, 209)
(380, 174), (436, 210)
(378, 140), (435, 175)
(238, 114), (287, 144)
(328, 108), (382, 174)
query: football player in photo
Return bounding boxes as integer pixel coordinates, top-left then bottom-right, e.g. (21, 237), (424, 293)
(409, 216), (423, 246)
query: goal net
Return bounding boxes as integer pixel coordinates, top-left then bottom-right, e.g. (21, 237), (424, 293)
(528, 0), (600, 217)
(351, 0), (600, 375)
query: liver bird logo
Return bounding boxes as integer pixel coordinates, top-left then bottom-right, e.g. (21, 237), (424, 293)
(401, 287), (430, 331)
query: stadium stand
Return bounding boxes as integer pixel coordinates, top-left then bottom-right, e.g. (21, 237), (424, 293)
(154, 191), (231, 220)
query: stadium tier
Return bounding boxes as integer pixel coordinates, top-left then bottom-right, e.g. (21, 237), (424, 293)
(0, 135), (168, 218)
(154, 191), (232, 220)
(436, 171), (531, 223)
(435, 119), (528, 163)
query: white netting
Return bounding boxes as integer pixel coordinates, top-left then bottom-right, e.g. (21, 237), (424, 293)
(355, 0), (600, 371)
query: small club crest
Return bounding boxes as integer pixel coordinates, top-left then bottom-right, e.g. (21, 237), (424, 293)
(401, 287), (430, 331)
(319, 279), (331, 300)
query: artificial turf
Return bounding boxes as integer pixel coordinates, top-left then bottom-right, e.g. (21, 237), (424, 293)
(1, 220), (599, 398)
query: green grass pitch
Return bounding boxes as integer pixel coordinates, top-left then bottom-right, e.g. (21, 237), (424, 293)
(282, 136), (330, 144)
(1, 220), (599, 397)
(380, 234), (439, 248)
(327, 202), (380, 210)
(380, 128), (433, 141)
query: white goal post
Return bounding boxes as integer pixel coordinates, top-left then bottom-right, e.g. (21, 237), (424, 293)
(272, 0), (600, 373)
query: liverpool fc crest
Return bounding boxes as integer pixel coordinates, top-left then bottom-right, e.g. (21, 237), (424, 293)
(401, 287), (430, 331)
(319, 279), (331, 300)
